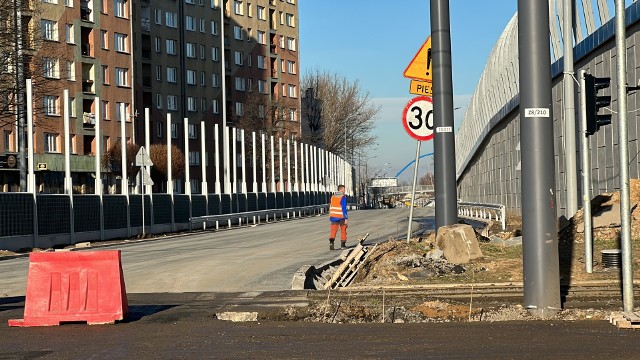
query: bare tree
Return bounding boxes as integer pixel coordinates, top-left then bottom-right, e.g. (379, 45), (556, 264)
(102, 143), (140, 183)
(148, 143), (185, 184)
(301, 69), (379, 160)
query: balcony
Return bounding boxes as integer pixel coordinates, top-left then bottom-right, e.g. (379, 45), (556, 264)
(81, 43), (92, 57)
(80, 6), (92, 22)
(83, 112), (95, 127)
(141, 18), (150, 32)
(82, 79), (94, 93)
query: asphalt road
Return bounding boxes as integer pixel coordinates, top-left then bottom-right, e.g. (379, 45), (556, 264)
(0, 207), (433, 296)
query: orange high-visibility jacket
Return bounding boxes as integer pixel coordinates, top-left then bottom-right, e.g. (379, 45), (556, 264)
(329, 193), (347, 221)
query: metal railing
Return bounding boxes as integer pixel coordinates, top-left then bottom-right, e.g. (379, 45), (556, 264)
(458, 201), (506, 230)
(189, 205), (328, 230)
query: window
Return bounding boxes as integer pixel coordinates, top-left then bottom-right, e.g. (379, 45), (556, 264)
(279, 35), (285, 49)
(212, 100), (219, 114)
(257, 79), (266, 93)
(257, 55), (266, 69)
(157, 122), (163, 138)
(210, 20), (218, 35)
(3, 130), (11, 152)
(166, 12), (178, 28)
(100, 30), (108, 49)
(43, 58), (59, 78)
(166, 39), (177, 55)
(247, 2), (253, 17)
(200, 71), (206, 86)
(187, 97), (197, 112)
(43, 0), (58, 3)
(235, 77), (245, 91)
(102, 65), (109, 84)
(44, 95), (59, 116)
(64, 0), (72, 6)
(167, 67), (177, 83)
(257, 30), (266, 44)
(44, 133), (58, 153)
(154, 9), (162, 24)
(114, 33), (128, 52)
(186, 69), (196, 85)
(185, 0), (195, 4)
(114, 0), (128, 18)
(171, 123), (178, 138)
(101, 100), (109, 120)
(234, 51), (243, 65)
(287, 61), (296, 74)
(66, 61), (75, 81)
(189, 151), (200, 166)
(288, 84), (297, 98)
(200, 45), (206, 59)
(41, 19), (58, 41)
(287, 37), (296, 51)
(116, 102), (129, 122)
(68, 97), (76, 117)
(289, 108), (297, 122)
(211, 0), (219, 8)
(115, 67), (129, 87)
(200, 18), (206, 33)
(188, 124), (198, 139)
(65, 23), (74, 44)
(233, 26), (243, 40)
(154, 37), (161, 52)
(285, 13), (294, 27)
(257, 6), (265, 20)
(186, 42), (196, 58)
(211, 47), (219, 61)
(258, 104), (265, 118)
(212, 73), (220, 87)
(185, 15), (196, 31)
(235, 102), (244, 116)
(201, 98), (207, 112)
(234, 0), (243, 15)
(156, 93), (163, 109)
(167, 95), (177, 110)
(155, 65), (162, 81)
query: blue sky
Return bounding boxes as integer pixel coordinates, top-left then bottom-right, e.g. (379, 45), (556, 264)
(298, 0), (518, 180)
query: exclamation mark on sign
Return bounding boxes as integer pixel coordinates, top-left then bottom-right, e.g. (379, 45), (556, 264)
(426, 48), (432, 76)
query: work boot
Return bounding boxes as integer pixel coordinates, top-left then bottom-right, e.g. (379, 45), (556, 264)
(341, 241), (347, 249)
(329, 239), (335, 251)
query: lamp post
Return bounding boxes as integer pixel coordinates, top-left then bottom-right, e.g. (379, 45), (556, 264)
(344, 112), (361, 194)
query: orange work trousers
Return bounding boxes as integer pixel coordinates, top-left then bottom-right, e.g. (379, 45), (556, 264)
(330, 220), (348, 241)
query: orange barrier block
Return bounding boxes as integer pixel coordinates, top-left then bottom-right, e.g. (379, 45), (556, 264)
(8, 250), (128, 327)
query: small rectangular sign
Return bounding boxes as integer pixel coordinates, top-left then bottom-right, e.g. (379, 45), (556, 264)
(409, 80), (433, 96)
(36, 163), (48, 170)
(436, 126), (452, 133)
(524, 108), (550, 118)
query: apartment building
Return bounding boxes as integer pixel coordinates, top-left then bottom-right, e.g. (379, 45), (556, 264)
(132, 0), (300, 193)
(0, 0), (134, 193)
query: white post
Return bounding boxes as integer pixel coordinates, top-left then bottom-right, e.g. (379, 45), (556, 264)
(26, 79), (37, 247)
(241, 129), (247, 194)
(252, 132), (257, 192)
(145, 108), (152, 194)
(214, 124), (221, 194)
(120, 102), (130, 236)
(167, 113), (175, 230)
(312, 146), (317, 192)
(184, 119), (191, 196)
(270, 135), (275, 192)
(63, 90), (74, 243)
(220, 6), (229, 196)
(278, 137), (283, 193)
(293, 141), (299, 192)
(286, 139), (291, 192)
(261, 133), (267, 193)
(299, 142), (305, 192)
(201, 121), (208, 213)
(95, 97), (103, 240)
(304, 144), (310, 192)
(232, 127), (237, 193)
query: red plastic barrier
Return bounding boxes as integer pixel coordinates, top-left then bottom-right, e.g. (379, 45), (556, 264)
(9, 250), (128, 327)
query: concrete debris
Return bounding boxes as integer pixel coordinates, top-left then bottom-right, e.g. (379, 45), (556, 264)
(215, 312), (258, 322)
(436, 224), (484, 264)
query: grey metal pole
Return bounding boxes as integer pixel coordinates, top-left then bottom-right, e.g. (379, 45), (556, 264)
(563, 0), (578, 217)
(614, 0), (634, 313)
(578, 70), (594, 274)
(14, 0), (26, 192)
(430, 0), (458, 230)
(407, 140), (421, 242)
(518, 0), (561, 318)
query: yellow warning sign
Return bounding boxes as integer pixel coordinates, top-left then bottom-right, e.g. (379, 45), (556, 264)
(409, 80), (432, 96)
(403, 36), (432, 82)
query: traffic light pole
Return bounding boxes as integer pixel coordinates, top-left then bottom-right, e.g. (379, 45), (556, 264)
(578, 70), (594, 273)
(518, 0), (561, 318)
(430, 0), (458, 230)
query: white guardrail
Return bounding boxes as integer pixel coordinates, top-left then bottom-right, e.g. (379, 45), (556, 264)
(189, 205), (329, 231)
(458, 201), (506, 231)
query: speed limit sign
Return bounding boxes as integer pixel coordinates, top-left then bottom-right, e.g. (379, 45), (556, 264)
(402, 96), (434, 141)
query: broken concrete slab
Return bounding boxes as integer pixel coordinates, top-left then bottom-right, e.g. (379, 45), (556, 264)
(436, 224), (483, 264)
(215, 311), (258, 322)
(577, 202), (637, 233)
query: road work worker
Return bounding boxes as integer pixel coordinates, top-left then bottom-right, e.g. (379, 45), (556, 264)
(329, 184), (348, 250)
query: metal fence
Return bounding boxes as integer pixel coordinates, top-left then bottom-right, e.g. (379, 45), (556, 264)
(0, 191), (352, 251)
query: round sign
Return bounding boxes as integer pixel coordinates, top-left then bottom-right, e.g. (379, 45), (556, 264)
(6, 154), (16, 168)
(402, 96), (434, 141)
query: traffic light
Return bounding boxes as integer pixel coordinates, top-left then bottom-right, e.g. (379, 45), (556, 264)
(584, 73), (612, 136)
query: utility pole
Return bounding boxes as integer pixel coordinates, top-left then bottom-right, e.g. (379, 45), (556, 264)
(563, 0), (578, 216)
(13, 0), (25, 192)
(518, 0), (561, 318)
(430, 0), (458, 229)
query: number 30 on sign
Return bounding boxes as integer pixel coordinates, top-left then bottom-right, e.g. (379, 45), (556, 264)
(402, 96), (434, 141)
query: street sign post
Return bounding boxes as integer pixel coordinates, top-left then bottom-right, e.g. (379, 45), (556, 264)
(402, 96), (434, 141)
(134, 146), (153, 235)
